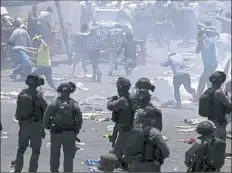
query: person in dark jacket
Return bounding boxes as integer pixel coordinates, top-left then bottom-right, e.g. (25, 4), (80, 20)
(107, 77), (134, 170)
(107, 77), (134, 147)
(185, 120), (224, 172)
(115, 104), (170, 172)
(14, 74), (47, 172)
(43, 82), (83, 172)
(207, 71), (231, 141)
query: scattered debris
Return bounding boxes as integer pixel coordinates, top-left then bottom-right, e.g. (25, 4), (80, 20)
(1, 135), (8, 139)
(83, 113), (102, 120)
(179, 138), (197, 144)
(176, 128), (195, 132)
(96, 117), (110, 122)
(184, 118), (206, 125)
(45, 143), (51, 148)
(1, 91), (19, 97)
(107, 125), (114, 131)
(226, 134), (232, 139)
(86, 159), (100, 166)
(173, 168), (178, 172)
(95, 107), (103, 111)
(76, 82), (88, 91)
(103, 133), (112, 138)
(160, 100), (176, 108)
(226, 156), (231, 160)
(162, 136), (169, 141)
(89, 167), (100, 172)
(110, 78), (118, 84)
(174, 126), (192, 128)
(76, 142), (86, 146)
(80, 101), (91, 106)
(12, 119), (19, 123)
(84, 106), (93, 111)
(87, 95), (106, 100)
(53, 77), (66, 81)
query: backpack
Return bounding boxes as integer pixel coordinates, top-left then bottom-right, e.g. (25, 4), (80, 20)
(51, 99), (76, 130)
(16, 90), (43, 121)
(198, 88), (216, 117)
(124, 128), (146, 157)
(205, 138), (226, 169)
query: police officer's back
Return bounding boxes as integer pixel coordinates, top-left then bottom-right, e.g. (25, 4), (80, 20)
(116, 106), (170, 172)
(205, 71), (231, 141)
(14, 74), (47, 172)
(43, 82), (83, 172)
(185, 121), (226, 172)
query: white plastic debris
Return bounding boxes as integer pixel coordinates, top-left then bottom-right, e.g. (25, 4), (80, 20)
(2, 131), (8, 135)
(184, 118), (206, 125)
(1, 136), (8, 139)
(76, 142), (86, 146)
(53, 78), (66, 81)
(12, 119), (19, 123)
(107, 125), (114, 131)
(176, 128), (195, 132)
(1, 91), (19, 96)
(45, 143), (51, 148)
(162, 136), (169, 141)
(76, 82), (89, 91)
(174, 126), (192, 128)
(87, 95), (105, 100)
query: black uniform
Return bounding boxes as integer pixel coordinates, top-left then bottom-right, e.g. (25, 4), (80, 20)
(43, 94), (82, 172)
(14, 88), (47, 172)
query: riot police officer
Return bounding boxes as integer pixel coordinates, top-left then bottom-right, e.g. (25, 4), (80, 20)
(14, 73), (47, 172)
(43, 82), (83, 172)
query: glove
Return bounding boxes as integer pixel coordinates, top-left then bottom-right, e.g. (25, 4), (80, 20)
(111, 95), (119, 101)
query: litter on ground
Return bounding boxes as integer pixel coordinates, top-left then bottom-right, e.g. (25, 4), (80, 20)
(53, 78), (66, 81)
(87, 95), (106, 100)
(174, 126), (192, 128)
(163, 136), (169, 141)
(184, 118), (206, 125)
(179, 138), (197, 144)
(76, 82), (89, 91)
(12, 119), (19, 123)
(176, 128), (195, 132)
(86, 159), (100, 166)
(1, 135), (8, 139)
(103, 133), (112, 138)
(107, 125), (114, 131)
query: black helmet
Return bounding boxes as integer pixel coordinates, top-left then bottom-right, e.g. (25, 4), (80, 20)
(57, 82), (76, 93)
(135, 78), (155, 92)
(196, 120), (216, 136)
(25, 73), (44, 86)
(209, 71), (226, 85)
(116, 77), (131, 89)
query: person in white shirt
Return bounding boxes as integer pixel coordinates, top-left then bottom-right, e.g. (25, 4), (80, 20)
(161, 48), (197, 108)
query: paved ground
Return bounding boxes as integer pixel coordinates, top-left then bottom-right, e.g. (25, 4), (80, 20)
(1, 42), (231, 172)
